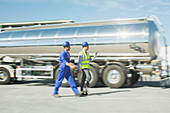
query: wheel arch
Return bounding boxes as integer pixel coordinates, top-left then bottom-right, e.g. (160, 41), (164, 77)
(102, 62), (127, 75)
(90, 62), (99, 74)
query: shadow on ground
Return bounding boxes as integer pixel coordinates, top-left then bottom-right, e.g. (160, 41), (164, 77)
(90, 90), (130, 96)
(55, 90), (130, 98)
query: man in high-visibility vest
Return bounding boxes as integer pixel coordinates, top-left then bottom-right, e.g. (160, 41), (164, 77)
(77, 42), (97, 95)
(53, 41), (82, 97)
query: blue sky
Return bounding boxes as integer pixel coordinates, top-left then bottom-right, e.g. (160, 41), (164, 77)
(0, 0), (170, 45)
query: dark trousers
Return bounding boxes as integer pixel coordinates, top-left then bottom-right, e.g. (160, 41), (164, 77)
(80, 69), (91, 92)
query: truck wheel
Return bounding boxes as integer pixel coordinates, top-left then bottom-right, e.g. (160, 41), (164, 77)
(54, 68), (75, 87)
(0, 67), (11, 85)
(78, 66), (98, 88)
(102, 65), (127, 88)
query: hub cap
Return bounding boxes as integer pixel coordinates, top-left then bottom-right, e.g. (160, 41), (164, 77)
(0, 71), (8, 82)
(107, 70), (121, 84)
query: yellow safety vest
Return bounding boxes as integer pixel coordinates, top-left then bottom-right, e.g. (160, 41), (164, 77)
(79, 51), (90, 69)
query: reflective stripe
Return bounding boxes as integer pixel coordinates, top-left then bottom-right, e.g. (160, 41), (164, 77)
(81, 65), (90, 69)
(81, 60), (90, 63)
(82, 59), (90, 61)
(81, 63), (90, 65)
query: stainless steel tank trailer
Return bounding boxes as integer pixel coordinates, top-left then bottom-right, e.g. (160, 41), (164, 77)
(0, 16), (169, 87)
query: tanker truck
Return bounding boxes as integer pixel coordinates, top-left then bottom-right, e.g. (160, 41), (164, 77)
(0, 16), (169, 88)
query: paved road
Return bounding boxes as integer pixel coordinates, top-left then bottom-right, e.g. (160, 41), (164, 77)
(0, 80), (170, 113)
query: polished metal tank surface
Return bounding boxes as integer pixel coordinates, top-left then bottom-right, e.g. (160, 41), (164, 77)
(0, 18), (161, 60)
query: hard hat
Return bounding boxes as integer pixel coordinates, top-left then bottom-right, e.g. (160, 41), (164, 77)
(63, 41), (70, 47)
(82, 41), (89, 47)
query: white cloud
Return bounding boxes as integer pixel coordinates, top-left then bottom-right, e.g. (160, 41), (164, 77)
(70, 0), (170, 14)
(1, 0), (170, 15)
(70, 0), (119, 11)
(137, 0), (170, 16)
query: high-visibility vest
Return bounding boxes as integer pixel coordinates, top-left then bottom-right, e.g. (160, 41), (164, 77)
(79, 51), (90, 69)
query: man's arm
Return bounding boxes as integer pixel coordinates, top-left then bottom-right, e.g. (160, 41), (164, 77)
(78, 55), (82, 70)
(60, 53), (76, 69)
(90, 53), (97, 62)
(66, 63), (76, 69)
(77, 54), (83, 73)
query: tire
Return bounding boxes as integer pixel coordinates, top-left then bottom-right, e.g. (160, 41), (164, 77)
(102, 65), (127, 88)
(0, 67), (11, 85)
(54, 68), (75, 87)
(90, 63), (99, 70)
(130, 71), (140, 86)
(77, 66), (98, 88)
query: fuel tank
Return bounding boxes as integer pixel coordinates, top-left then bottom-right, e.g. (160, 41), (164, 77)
(0, 17), (161, 60)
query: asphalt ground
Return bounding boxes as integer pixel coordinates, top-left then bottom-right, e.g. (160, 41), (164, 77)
(0, 79), (170, 113)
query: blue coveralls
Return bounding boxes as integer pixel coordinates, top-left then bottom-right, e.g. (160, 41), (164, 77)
(53, 50), (79, 95)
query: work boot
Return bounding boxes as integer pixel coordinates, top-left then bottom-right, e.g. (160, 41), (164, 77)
(53, 94), (61, 98)
(84, 91), (92, 96)
(76, 92), (82, 97)
(80, 91), (87, 96)
(84, 91), (88, 95)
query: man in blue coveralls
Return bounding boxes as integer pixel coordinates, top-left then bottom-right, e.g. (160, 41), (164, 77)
(53, 41), (82, 97)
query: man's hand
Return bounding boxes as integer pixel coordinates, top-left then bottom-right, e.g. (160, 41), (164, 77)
(94, 51), (98, 58)
(66, 63), (76, 69)
(70, 64), (76, 69)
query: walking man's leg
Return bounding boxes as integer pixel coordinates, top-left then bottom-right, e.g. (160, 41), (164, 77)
(83, 69), (91, 94)
(53, 70), (65, 95)
(66, 70), (79, 95)
(80, 69), (86, 92)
